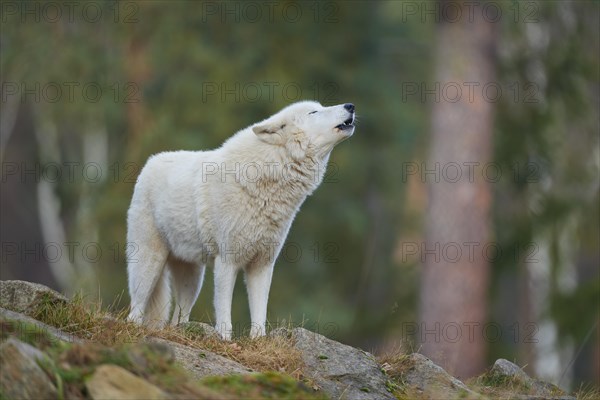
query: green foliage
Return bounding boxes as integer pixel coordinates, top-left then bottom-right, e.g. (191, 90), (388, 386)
(490, 2), (599, 386)
(551, 278), (600, 342)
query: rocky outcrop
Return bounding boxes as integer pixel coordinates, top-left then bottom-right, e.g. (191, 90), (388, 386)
(0, 338), (58, 399)
(0, 280), (67, 314)
(0, 280), (579, 400)
(485, 359), (575, 400)
(274, 327), (394, 400)
(395, 353), (481, 398)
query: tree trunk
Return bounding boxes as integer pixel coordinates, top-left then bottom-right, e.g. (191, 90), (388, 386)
(123, 12), (153, 162)
(419, 1), (497, 378)
(0, 102), (57, 289)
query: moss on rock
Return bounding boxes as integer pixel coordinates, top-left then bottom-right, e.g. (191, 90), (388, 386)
(202, 371), (329, 400)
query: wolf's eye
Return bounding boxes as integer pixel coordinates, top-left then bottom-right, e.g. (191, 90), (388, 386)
(308, 111), (318, 115)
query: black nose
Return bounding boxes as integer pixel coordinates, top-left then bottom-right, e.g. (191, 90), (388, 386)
(344, 103), (355, 113)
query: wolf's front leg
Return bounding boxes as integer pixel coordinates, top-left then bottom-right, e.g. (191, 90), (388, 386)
(214, 257), (238, 340)
(245, 263), (274, 338)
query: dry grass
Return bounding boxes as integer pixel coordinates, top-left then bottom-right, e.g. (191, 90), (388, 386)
(467, 367), (571, 400)
(28, 292), (305, 379)
(573, 385), (600, 400)
(375, 345), (412, 399)
(158, 328), (305, 379)
(376, 344), (408, 376)
(467, 373), (532, 400)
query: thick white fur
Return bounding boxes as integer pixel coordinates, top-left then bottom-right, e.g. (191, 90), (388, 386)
(127, 101), (354, 339)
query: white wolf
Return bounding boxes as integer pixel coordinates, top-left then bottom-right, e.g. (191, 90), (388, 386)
(127, 101), (355, 339)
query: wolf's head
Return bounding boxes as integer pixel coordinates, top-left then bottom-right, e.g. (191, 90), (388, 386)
(252, 101), (355, 161)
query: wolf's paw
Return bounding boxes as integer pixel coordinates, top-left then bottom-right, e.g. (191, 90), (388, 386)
(215, 322), (232, 340)
(249, 324), (266, 339)
(127, 311), (144, 325)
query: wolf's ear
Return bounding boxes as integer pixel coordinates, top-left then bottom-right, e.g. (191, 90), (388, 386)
(252, 121), (287, 145)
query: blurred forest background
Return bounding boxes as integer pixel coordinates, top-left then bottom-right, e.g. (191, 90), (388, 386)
(1, 0), (598, 392)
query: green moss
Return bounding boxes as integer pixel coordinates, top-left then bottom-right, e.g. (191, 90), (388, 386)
(385, 379), (402, 394)
(0, 318), (66, 350)
(32, 341), (191, 398)
(54, 372), (65, 400)
(202, 372), (329, 400)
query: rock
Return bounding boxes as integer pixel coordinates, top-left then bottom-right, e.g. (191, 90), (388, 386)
(179, 321), (220, 339)
(0, 307), (82, 343)
(275, 327), (394, 400)
(397, 353), (480, 398)
(85, 364), (167, 400)
(490, 358), (531, 381)
(0, 280), (67, 315)
(0, 338), (58, 399)
(487, 359), (575, 400)
(147, 337), (252, 379)
(126, 342), (176, 372)
(3, 335), (47, 361)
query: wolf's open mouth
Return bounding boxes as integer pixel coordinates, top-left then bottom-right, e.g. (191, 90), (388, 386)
(336, 117), (355, 130)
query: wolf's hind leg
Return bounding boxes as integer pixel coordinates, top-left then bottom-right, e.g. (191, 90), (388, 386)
(169, 257), (205, 325)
